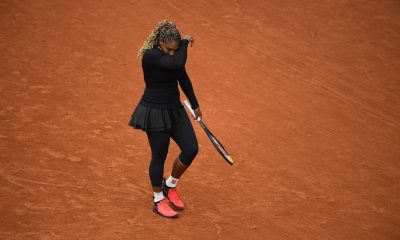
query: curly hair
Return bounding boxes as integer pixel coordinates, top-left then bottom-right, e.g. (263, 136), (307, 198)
(137, 20), (181, 57)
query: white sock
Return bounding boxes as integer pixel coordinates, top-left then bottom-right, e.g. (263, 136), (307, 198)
(166, 175), (179, 188)
(153, 191), (164, 202)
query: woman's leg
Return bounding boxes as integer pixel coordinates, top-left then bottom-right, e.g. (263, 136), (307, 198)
(146, 130), (171, 193)
(146, 130), (179, 218)
(162, 108), (198, 209)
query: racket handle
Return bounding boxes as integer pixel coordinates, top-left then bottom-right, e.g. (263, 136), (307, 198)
(183, 100), (200, 121)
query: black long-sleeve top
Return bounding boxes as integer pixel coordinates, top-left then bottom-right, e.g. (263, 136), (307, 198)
(139, 39), (199, 110)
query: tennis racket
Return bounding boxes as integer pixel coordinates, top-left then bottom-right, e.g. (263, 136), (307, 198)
(183, 100), (234, 165)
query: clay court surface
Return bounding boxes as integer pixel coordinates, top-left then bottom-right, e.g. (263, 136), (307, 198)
(1, 0), (399, 239)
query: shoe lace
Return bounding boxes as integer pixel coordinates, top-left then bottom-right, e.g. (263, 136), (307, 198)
(158, 199), (169, 209)
(169, 188), (180, 200)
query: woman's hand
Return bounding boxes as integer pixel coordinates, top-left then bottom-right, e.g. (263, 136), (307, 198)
(193, 107), (202, 120)
(182, 34), (194, 47)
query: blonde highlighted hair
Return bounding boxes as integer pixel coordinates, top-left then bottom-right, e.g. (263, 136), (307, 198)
(137, 20), (181, 57)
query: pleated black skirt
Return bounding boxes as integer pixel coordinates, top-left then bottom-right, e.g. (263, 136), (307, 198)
(128, 102), (185, 132)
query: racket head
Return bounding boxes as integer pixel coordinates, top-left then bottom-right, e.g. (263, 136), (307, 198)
(202, 124), (234, 165)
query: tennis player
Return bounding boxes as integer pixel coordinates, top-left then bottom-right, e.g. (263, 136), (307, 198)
(128, 20), (201, 218)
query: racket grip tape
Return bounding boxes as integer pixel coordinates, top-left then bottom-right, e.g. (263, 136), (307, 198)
(183, 100), (200, 121)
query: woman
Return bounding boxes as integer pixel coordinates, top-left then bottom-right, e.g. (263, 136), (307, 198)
(128, 20), (202, 218)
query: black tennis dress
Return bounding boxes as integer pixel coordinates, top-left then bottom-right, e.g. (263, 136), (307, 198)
(128, 39), (199, 132)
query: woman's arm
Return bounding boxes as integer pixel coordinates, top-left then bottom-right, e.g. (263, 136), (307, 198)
(178, 67), (199, 110)
(143, 39), (189, 70)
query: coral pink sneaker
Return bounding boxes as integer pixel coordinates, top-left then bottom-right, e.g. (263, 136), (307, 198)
(153, 198), (178, 218)
(162, 178), (184, 210)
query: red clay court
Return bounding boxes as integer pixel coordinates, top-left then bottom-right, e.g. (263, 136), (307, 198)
(1, 0), (399, 239)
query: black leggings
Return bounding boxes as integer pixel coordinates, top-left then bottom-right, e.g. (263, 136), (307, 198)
(146, 108), (199, 187)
